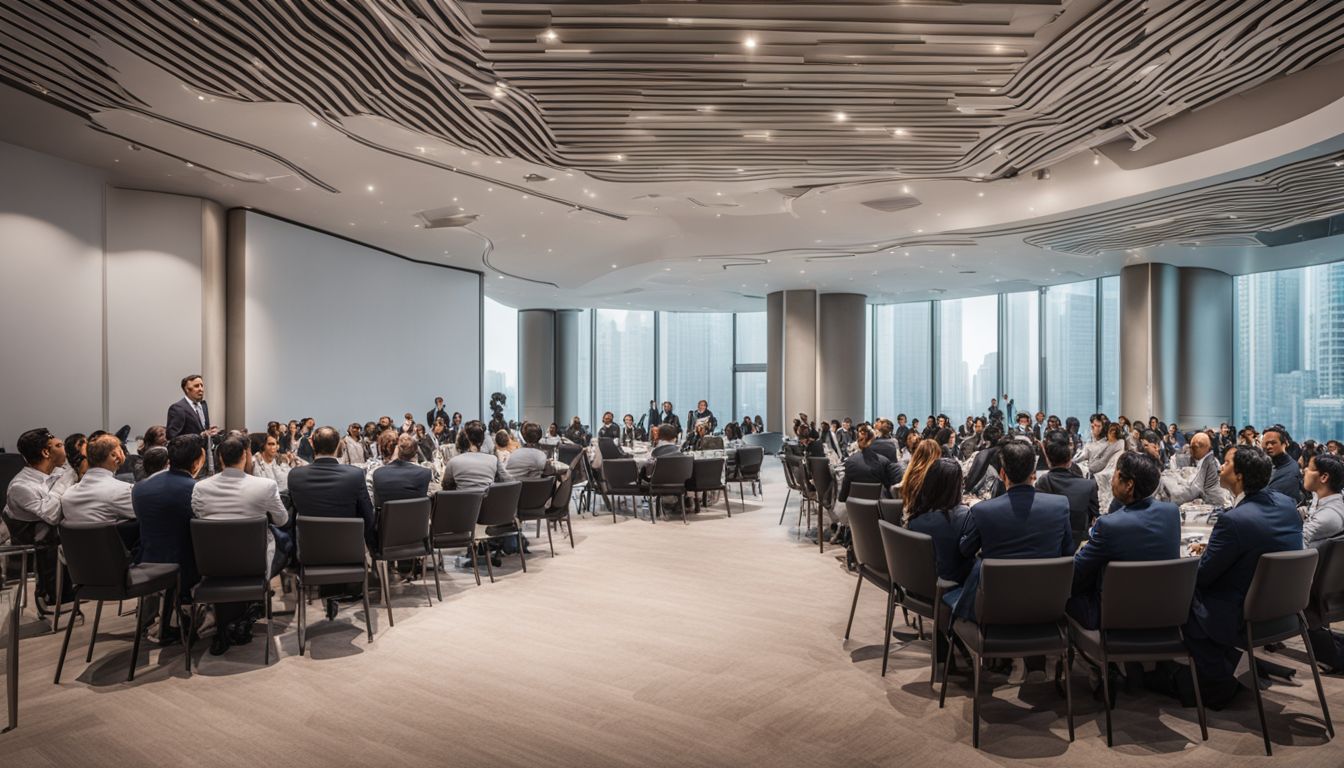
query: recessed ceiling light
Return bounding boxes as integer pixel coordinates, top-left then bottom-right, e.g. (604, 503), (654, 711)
(366, 184), (375, 192)
(487, 187), (493, 192)
(611, 264), (618, 268)
(614, 154), (624, 161)
(977, 191), (985, 197)
(743, 36), (757, 50)
(197, 95), (205, 101)
(834, 112), (847, 122)
(309, 120), (318, 127)
(799, 270), (806, 274)
(893, 128), (907, 136)
(544, 29), (558, 42)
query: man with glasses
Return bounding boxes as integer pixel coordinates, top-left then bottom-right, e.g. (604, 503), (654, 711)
(3, 428), (78, 613)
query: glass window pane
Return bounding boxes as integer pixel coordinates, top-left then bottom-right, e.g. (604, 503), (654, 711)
(864, 304), (872, 421)
(873, 303), (932, 420)
(483, 297), (518, 424)
(659, 312), (733, 427)
(595, 310), (654, 433)
(938, 296), (998, 421)
(735, 311), (766, 364)
(576, 308), (591, 428)
(1099, 276), (1120, 418)
(1002, 291), (1040, 416)
(1043, 281), (1097, 422)
(735, 371), (767, 427)
(1236, 264), (1344, 442)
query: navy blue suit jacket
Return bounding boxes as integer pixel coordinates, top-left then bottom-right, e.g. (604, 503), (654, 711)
(131, 469), (199, 588)
(371, 460), (431, 508)
(1189, 489), (1303, 646)
(907, 504), (972, 585)
(1068, 496), (1181, 629)
(1267, 454), (1303, 505)
(287, 458), (376, 546)
(952, 485), (1074, 619)
(164, 398), (208, 441)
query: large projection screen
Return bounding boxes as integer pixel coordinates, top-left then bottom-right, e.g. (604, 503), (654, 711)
(241, 212), (481, 428)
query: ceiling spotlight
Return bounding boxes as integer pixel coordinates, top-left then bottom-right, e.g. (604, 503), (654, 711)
(834, 112), (847, 122)
(197, 95), (205, 101)
(1033, 168), (1051, 181)
(309, 120), (318, 128)
(743, 36), (757, 50)
(366, 184), (375, 192)
(614, 154), (624, 161)
(1092, 149), (1102, 165)
(977, 191), (985, 197)
(611, 264), (618, 269)
(893, 128), (907, 136)
(544, 29), (558, 42)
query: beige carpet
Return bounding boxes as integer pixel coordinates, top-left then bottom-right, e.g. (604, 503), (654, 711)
(3, 460), (1343, 767)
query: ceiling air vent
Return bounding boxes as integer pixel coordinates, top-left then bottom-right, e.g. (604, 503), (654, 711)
(415, 206), (478, 229)
(861, 195), (921, 213)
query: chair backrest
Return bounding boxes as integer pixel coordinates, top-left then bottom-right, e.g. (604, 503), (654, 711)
(477, 480), (522, 527)
(878, 520), (937, 600)
(976, 557), (1074, 626)
(649, 455), (694, 486)
(550, 470), (574, 511)
(742, 431), (784, 454)
(556, 443), (583, 467)
(691, 457), (725, 487)
(1244, 548), (1319, 624)
(876, 498), (904, 525)
(296, 516), (366, 567)
(58, 522), (129, 588)
(1308, 537), (1344, 625)
(1099, 558), (1198, 630)
(430, 490), (484, 537)
(378, 497), (432, 549)
(847, 482), (883, 501)
(780, 454), (803, 491)
(846, 499), (886, 575)
(597, 437), (624, 460)
(733, 446), (765, 477)
(807, 456), (835, 503)
(602, 458), (639, 490)
(0, 453), (25, 508)
(191, 517), (268, 579)
(518, 477), (557, 512)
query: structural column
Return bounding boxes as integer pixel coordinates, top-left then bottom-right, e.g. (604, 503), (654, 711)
(518, 309), (556, 426)
(818, 293), (867, 423)
(554, 309), (580, 424)
(767, 289), (821, 432)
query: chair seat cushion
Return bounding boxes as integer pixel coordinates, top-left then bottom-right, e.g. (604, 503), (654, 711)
(299, 565), (366, 585)
(432, 532), (473, 548)
(517, 508), (549, 520)
(648, 484), (686, 495)
(1243, 615), (1303, 647)
(901, 592), (937, 620)
(859, 565), (892, 591)
(375, 542), (429, 561)
(79, 562), (180, 601)
(954, 617), (1067, 657)
(1068, 617), (1187, 661)
(193, 576), (266, 604)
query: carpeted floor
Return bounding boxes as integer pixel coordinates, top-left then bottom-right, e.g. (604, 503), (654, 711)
(2, 459), (1342, 766)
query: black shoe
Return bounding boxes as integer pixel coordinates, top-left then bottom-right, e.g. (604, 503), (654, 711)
(229, 621), (254, 646)
(33, 594), (51, 618)
(325, 598), (339, 621)
(491, 553), (503, 568)
(210, 628), (231, 656)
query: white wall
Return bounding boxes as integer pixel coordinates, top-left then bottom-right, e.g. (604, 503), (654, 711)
(240, 212), (481, 428)
(0, 142), (106, 447)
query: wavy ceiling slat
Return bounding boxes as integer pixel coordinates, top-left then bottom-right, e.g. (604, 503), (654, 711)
(2, 0), (1342, 186)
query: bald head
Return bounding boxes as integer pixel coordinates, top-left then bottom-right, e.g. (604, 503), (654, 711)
(1190, 431), (1210, 460)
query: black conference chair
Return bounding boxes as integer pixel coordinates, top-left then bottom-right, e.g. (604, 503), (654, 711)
(726, 446), (764, 503)
(555, 443), (583, 467)
(1238, 549), (1334, 756)
(779, 453), (804, 525)
(597, 437), (625, 460)
(290, 516), (372, 654)
(808, 456), (837, 553)
(600, 459), (642, 522)
(516, 477), (558, 556)
(371, 498), (433, 628)
(547, 471), (577, 551)
(940, 557), (1075, 749)
(842, 499), (891, 645)
(430, 490), (485, 590)
(643, 455), (694, 524)
(2, 544), (32, 731)
(686, 457), (730, 518)
(846, 482), (883, 501)
(477, 481), (525, 581)
(877, 498), (904, 526)
(1067, 558), (1206, 747)
(53, 523), (179, 683)
(1306, 537), (1344, 640)
(878, 521), (956, 685)
(187, 517), (272, 671)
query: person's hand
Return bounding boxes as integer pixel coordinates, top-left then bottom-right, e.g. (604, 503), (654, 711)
(205, 426), (220, 437)
(1189, 541), (1206, 556)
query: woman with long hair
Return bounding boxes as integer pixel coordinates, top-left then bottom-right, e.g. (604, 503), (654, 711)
(900, 439), (945, 513)
(905, 458), (972, 584)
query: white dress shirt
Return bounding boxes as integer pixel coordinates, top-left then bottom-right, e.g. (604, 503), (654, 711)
(59, 467), (136, 524)
(191, 467), (288, 573)
(251, 456), (292, 492)
(1303, 492), (1344, 547)
(4, 465), (76, 525)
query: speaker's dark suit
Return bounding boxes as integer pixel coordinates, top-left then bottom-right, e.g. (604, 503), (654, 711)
(1035, 466), (1100, 548)
(165, 398), (208, 441)
(132, 468), (199, 590)
(287, 457), (376, 547)
(951, 485), (1074, 620)
(1067, 496), (1180, 629)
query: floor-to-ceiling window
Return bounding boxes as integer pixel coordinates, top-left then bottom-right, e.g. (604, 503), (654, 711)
(1001, 291), (1040, 417)
(872, 302), (932, 420)
(1043, 281), (1097, 422)
(483, 297), (518, 424)
(659, 312), (733, 425)
(734, 312), (767, 424)
(576, 308), (592, 427)
(594, 309), (655, 431)
(1099, 276), (1121, 418)
(938, 295), (998, 421)
(1235, 262), (1344, 442)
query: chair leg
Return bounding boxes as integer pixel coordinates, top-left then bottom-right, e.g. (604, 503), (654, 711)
(297, 582), (307, 656)
(184, 602), (197, 673)
(53, 596), (80, 684)
(1064, 645), (1074, 742)
(939, 629), (955, 708)
(844, 574), (862, 640)
(381, 561), (395, 628)
(1246, 631), (1272, 756)
(779, 487), (791, 525)
(1186, 651), (1209, 741)
(518, 530), (527, 573)
(972, 653), (983, 749)
(85, 600), (104, 663)
(263, 585), (273, 666)
(484, 543), (496, 583)
(468, 541), (482, 586)
(432, 549), (443, 601)
(566, 513), (575, 549)
(420, 556), (433, 607)
(362, 568), (374, 641)
(127, 597), (146, 682)
(545, 520), (555, 557)
(1101, 653), (1114, 747)
(1299, 618), (1335, 738)
(881, 589), (895, 677)
(52, 561), (63, 633)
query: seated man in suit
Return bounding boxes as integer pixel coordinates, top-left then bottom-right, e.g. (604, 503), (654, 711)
(1035, 432), (1098, 548)
(371, 434), (432, 509)
(1165, 431), (1229, 507)
(506, 422), (560, 481)
(1068, 451), (1180, 631)
(1263, 426), (1304, 504)
(639, 424), (682, 483)
(191, 433), (290, 655)
(596, 411), (620, 441)
(950, 439), (1074, 622)
(132, 435), (205, 644)
(1151, 445), (1303, 710)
